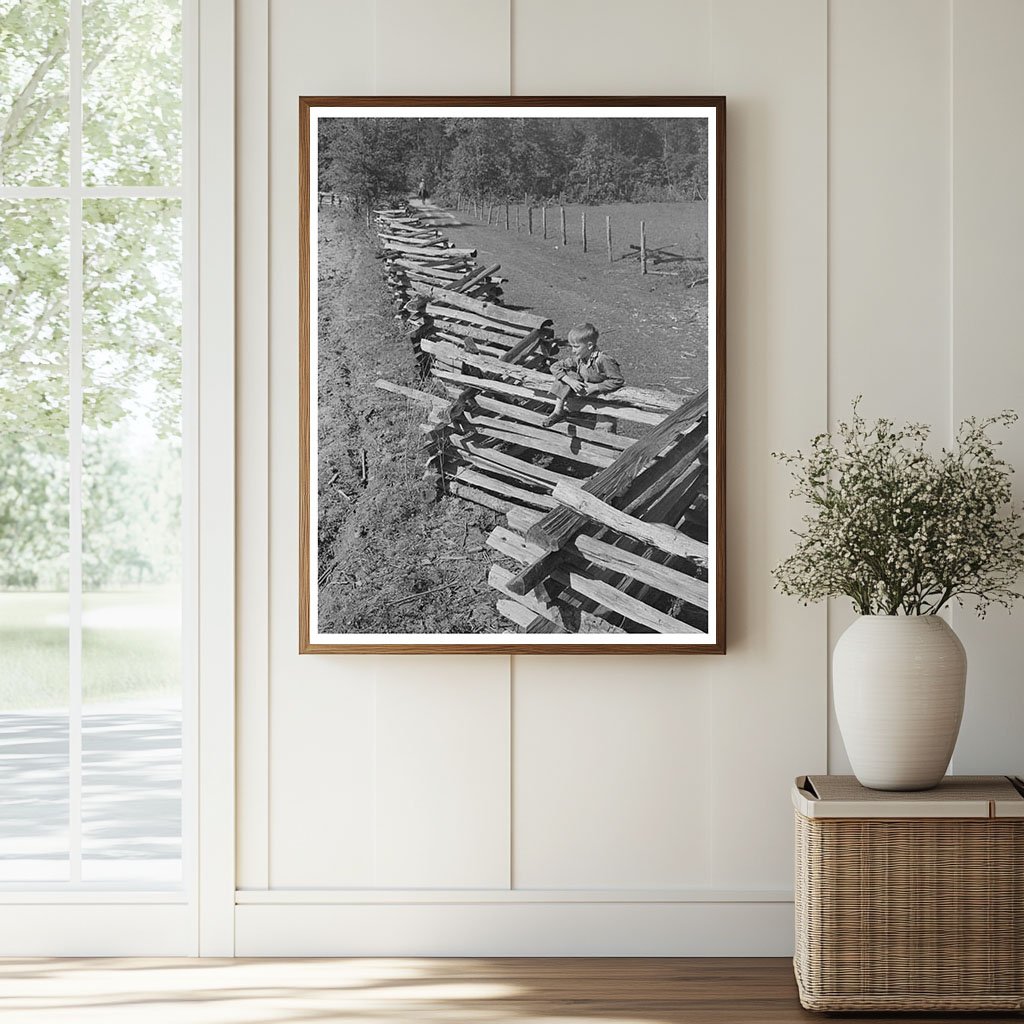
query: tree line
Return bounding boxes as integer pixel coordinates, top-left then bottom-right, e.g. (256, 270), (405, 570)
(318, 116), (709, 210)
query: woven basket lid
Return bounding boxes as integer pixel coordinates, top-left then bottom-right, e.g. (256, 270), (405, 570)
(793, 774), (1024, 819)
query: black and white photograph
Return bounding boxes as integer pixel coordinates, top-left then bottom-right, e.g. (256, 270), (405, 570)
(300, 98), (725, 653)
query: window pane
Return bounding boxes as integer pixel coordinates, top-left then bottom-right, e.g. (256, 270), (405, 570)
(0, 199), (70, 880)
(82, 198), (181, 883)
(82, 0), (181, 186)
(0, 0), (69, 186)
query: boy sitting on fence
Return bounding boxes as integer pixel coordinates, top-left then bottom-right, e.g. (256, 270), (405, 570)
(542, 322), (625, 427)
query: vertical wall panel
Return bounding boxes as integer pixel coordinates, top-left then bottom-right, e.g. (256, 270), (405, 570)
(270, 670), (378, 886)
(950, 0), (1024, 777)
(708, 0), (829, 889)
(236, 0), (270, 893)
(512, 0), (711, 95)
(510, 0), (718, 893)
(366, 3), (514, 892)
(827, 0), (952, 773)
(375, 0), (510, 95)
(513, 658), (713, 889)
(266, 0), (378, 887)
(375, 658), (511, 888)
(828, 0), (951, 425)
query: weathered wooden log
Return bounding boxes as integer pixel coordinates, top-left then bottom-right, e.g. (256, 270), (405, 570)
(455, 467), (557, 510)
(505, 507), (546, 534)
(621, 431), (707, 516)
(487, 525), (548, 565)
(558, 570), (698, 634)
(431, 369), (663, 426)
(382, 241), (476, 258)
(550, 482), (708, 563)
(448, 480), (513, 514)
(452, 262), (502, 294)
(520, 390), (708, 560)
(433, 330), (503, 358)
(488, 565), (565, 627)
(374, 379), (448, 414)
(377, 232), (442, 247)
(416, 284), (553, 332)
(496, 598), (538, 629)
(454, 449), (556, 491)
(466, 419), (617, 470)
(424, 304), (530, 339)
(469, 395), (634, 451)
(448, 435), (575, 489)
(642, 459), (707, 526)
(571, 534), (708, 609)
(421, 318), (517, 350)
(424, 339), (680, 415)
(500, 326), (545, 364)
(393, 258), (466, 280)
(525, 615), (569, 633)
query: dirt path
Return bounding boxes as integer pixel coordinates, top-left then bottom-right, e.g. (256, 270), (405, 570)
(315, 207), (506, 635)
(427, 201), (708, 396)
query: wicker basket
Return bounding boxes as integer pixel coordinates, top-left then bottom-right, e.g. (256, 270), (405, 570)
(793, 775), (1024, 1012)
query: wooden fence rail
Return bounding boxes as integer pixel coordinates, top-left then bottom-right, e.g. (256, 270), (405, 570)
(364, 195), (709, 634)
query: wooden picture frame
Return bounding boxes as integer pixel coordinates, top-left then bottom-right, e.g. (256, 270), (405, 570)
(300, 96), (725, 653)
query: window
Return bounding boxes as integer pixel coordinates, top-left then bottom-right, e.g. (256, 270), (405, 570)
(0, 0), (192, 890)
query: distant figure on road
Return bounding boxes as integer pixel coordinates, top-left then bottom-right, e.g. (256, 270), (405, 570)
(543, 322), (624, 428)
(417, 178), (428, 202)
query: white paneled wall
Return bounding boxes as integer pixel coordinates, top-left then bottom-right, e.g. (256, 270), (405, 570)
(826, 0), (953, 773)
(234, 0), (1024, 955)
(949, 0), (1024, 776)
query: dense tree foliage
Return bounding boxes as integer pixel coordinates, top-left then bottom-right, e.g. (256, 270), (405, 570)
(1, 0), (182, 589)
(319, 115), (709, 207)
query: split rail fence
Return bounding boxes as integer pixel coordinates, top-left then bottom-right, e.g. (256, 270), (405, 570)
(366, 200), (710, 635)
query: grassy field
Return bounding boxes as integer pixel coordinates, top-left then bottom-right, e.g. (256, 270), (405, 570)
(504, 199), (708, 264)
(0, 589), (180, 710)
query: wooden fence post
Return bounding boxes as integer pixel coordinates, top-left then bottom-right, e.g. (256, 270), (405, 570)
(542, 206), (547, 239)
(606, 215), (612, 262)
(505, 202), (510, 230)
(365, 206), (370, 230)
(640, 220), (647, 275)
(581, 210), (587, 253)
(516, 204), (520, 231)
(560, 205), (566, 245)
(528, 206), (533, 234)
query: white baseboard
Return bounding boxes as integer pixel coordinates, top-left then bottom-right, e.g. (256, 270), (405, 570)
(0, 904), (195, 956)
(235, 897), (795, 956)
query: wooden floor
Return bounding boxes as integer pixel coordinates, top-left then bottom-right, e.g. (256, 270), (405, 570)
(0, 957), (1019, 1023)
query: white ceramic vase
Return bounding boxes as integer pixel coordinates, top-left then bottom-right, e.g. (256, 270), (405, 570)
(833, 615), (967, 791)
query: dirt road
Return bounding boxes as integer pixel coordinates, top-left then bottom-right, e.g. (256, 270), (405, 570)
(425, 201), (708, 396)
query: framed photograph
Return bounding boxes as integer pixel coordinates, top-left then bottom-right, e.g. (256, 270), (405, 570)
(300, 96), (725, 653)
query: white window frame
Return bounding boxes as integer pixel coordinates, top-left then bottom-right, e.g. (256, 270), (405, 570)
(0, 0), (234, 956)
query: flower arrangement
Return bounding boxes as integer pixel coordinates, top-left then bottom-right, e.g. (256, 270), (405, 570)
(773, 401), (1024, 616)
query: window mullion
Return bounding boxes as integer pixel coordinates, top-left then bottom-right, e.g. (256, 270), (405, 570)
(68, 0), (83, 886)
